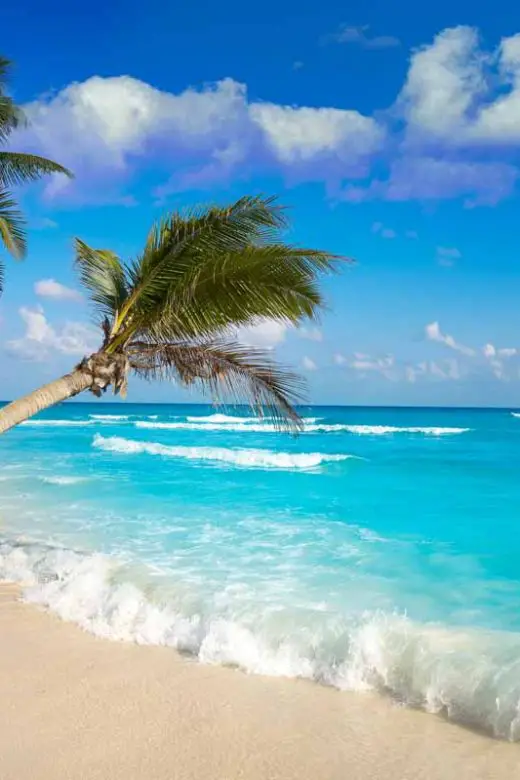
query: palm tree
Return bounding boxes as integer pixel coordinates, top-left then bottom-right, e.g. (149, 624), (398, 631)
(0, 196), (343, 434)
(0, 56), (72, 293)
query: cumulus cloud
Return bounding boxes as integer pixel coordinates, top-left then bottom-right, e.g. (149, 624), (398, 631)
(436, 246), (462, 266)
(302, 356), (317, 371)
(7, 307), (98, 361)
(342, 156), (518, 205)
(10, 25), (520, 207)
(298, 326), (323, 342)
(236, 319), (287, 349)
(14, 75), (383, 202)
(398, 27), (520, 145)
(335, 352), (397, 380)
(331, 25), (400, 49)
(34, 278), (83, 301)
(425, 321), (476, 356)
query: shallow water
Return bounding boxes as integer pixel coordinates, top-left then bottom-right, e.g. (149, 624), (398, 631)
(1, 403), (520, 739)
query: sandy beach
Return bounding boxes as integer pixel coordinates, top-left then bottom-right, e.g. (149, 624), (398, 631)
(0, 584), (518, 780)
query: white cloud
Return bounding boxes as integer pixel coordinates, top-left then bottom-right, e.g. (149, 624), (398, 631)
(7, 306), (97, 361)
(236, 319), (287, 349)
(15, 75), (384, 201)
(482, 342), (517, 379)
(34, 278), (83, 302)
(335, 352), (397, 380)
(249, 102), (384, 163)
(399, 26), (520, 145)
(425, 321), (475, 356)
(298, 326), (323, 342)
(436, 247), (461, 267)
(302, 356), (317, 371)
(331, 25), (400, 50)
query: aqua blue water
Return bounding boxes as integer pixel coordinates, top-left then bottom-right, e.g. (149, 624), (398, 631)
(1, 404), (520, 739)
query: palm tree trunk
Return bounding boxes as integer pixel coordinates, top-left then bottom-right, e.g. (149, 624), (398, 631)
(0, 368), (91, 434)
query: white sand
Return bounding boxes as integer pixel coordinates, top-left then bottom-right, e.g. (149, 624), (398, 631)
(0, 583), (518, 779)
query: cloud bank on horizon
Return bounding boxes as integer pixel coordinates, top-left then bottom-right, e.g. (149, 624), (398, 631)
(13, 25), (520, 207)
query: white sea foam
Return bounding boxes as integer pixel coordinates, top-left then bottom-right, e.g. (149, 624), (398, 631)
(135, 421), (469, 435)
(89, 414), (130, 421)
(137, 421), (319, 432)
(21, 419), (94, 427)
(1, 536), (519, 740)
(186, 413), (320, 424)
(92, 434), (351, 470)
(40, 476), (88, 485)
(342, 425), (470, 436)
(511, 413), (520, 418)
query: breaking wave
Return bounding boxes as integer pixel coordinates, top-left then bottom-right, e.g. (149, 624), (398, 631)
(39, 476), (88, 485)
(135, 421), (469, 435)
(89, 414), (130, 421)
(342, 425), (470, 436)
(21, 419), (94, 427)
(1, 536), (520, 741)
(92, 434), (352, 471)
(186, 413), (320, 424)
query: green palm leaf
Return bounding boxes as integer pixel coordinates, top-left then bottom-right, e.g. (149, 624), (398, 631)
(0, 152), (73, 187)
(111, 196), (344, 347)
(0, 57), (23, 142)
(0, 55), (72, 296)
(74, 239), (129, 320)
(72, 194), (347, 427)
(0, 188), (26, 294)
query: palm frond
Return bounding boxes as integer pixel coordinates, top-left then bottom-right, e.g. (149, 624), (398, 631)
(0, 188), (26, 260)
(0, 152), (72, 187)
(123, 196), (287, 317)
(0, 58), (24, 142)
(74, 239), (128, 320)
(128, 340), (306, 429)
(130, 244), (342, 345)
(111, 197), (345, 346)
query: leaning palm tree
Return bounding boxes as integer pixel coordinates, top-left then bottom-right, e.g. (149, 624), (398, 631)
(0, 196), (343, 434)
(0, 56), (72, 293)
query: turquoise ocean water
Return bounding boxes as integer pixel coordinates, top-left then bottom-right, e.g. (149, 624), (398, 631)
(1, 403), (520, 739)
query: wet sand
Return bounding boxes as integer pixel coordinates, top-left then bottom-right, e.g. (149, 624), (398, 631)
(0, 583), (518, 780)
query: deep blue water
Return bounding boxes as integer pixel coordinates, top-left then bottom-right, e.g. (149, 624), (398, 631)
(1, 403), (520, 738)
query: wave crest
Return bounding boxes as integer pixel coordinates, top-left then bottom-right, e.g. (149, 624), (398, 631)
(343, 425), (470, 435)
(1, 537), (519, 741)
(92, 434), (351, 470)
(21, 419), (95, 427)
(186, 413), (320, 424)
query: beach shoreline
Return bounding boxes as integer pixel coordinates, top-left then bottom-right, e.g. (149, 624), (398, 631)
(0, 583), (517, 780)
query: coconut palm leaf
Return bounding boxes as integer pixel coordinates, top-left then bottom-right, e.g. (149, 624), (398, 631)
(74, 239), (128, 320)
(0, 194), (348, 434)
(0, 152), (72, 187)
(0, 57), (23, 141)
(0, 188), (26, 293)
(112, 197), (342, 347)
(128, 340), (305, 427)
(0, 55), (72, 295)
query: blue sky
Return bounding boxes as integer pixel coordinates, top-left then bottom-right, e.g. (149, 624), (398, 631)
(2, 0), (520, 406)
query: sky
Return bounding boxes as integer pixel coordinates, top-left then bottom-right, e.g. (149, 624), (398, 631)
(2, 0), (520, 406)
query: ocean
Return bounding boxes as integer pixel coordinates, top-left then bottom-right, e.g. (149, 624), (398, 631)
(1, 403), (520, 740)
